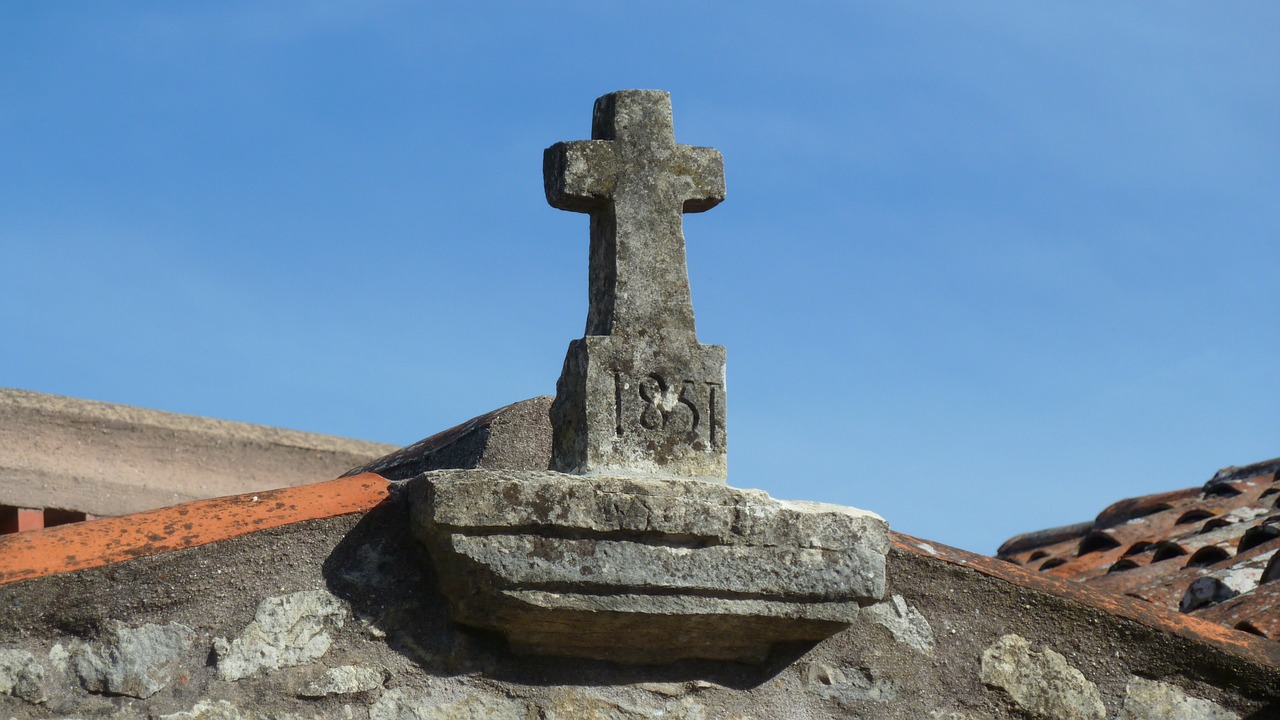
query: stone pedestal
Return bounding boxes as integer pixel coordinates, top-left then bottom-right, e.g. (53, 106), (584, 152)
(409, 470), (889, 664)
(551, 336), (726, 480)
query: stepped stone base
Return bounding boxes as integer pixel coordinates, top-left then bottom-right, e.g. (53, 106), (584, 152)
(408, 469), (889, 663)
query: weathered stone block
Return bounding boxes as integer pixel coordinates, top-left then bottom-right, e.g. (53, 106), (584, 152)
(370, 690), (532, 720)
(980, 634), (1105, 720)
(1116, 676), (1239, 720)
(72, 620), (196, 699)
(409, 469), (888, 664)
(551, 335), (726, 480)
(213, 589), (347, 681)
(862, 594), (935, 653)
(297, 664), (389, 698)
(0, 648), (44, 703)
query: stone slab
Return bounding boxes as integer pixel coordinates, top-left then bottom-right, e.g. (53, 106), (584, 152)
(419, 469), (883, 551)
(409, 469), (888, 663)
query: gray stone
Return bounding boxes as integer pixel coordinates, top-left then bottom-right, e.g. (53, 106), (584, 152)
(369, 689), (531, 720)
(213, 590), (347, 682)
(156, 700), (244, 720)
(805, 662), (897, 704)
(1115, 677), (1239, 720)
(72, 620), (196, 699)
(417, 470), (885, 552)
(410, 469), (888, 663)
(297, 664), (388, 697)
(979, 634), (1105, 720)
(545, 90), (728, 481)
(0, 648), (44, 703)
(47, 643), (69, 672)
(863, 594), (935, 652)
(541, 689), (707, 720)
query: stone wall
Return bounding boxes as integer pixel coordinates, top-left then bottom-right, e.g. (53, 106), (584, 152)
(2, 483), (1276, 720)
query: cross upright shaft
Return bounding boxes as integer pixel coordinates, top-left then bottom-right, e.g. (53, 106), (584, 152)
(545, 90), (725, 345)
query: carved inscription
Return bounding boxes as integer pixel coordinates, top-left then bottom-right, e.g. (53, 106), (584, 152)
(615, 370), (723, 449)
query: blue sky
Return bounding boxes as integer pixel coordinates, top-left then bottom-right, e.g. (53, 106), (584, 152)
(2, 3), (1276, 553)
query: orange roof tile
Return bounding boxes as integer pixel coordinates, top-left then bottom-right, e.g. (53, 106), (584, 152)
(0, 472), (389, 585)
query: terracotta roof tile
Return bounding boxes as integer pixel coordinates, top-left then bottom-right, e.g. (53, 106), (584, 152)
(0, 472), (389, 585)
(998, 457), (1280, 641)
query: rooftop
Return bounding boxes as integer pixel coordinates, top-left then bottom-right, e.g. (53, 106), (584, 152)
(998, 457), (1280, 642)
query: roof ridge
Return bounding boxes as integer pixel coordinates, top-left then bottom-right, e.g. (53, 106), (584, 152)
(896, 532), (1280, 670)
(1208, 458), (1280, 487)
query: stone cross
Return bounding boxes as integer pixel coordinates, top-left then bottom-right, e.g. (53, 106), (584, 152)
(545, 90), (727, 481)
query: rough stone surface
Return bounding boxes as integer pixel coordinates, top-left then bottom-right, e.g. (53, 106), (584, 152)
(806, 662), (897, 704)
(157, 700), (245, 720)
(545, 90), (728, 481)
(541, 689), (709, 719)
(1115, 677), (1239, 720)
(297, 664), (388, 697)
(863, 594), (935, 653)
(411, 469), (888, 663)
(369, 690), (531, 720)
(214, 590), (348, 681)
(72, 620), (196, 699)
(0, 649), (43, 703)
(980, 634), (1106, 720)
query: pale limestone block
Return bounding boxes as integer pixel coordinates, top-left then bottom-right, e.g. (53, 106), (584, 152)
(1116, 677), (1238, 720)
(213, 590), (347, 682)
(72, 621), (196, 699)
(297, 664), (388, 698)
(0, 648), (44, 703)
(863, 594), (935, 652)
(979, 634), (1105, 720)
(369, 689), (531, 720)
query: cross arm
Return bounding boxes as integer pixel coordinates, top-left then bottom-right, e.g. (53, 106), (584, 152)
(675, 145), (725, 214)
(544, 140), (619, 214)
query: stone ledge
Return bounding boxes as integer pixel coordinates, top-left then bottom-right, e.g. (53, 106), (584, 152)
(408, 469), (888, 664)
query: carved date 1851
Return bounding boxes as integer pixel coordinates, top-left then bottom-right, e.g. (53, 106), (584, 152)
(615, 370), (722, 449)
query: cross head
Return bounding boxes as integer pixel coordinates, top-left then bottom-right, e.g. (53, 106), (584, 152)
(544, 90), (725, 345)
